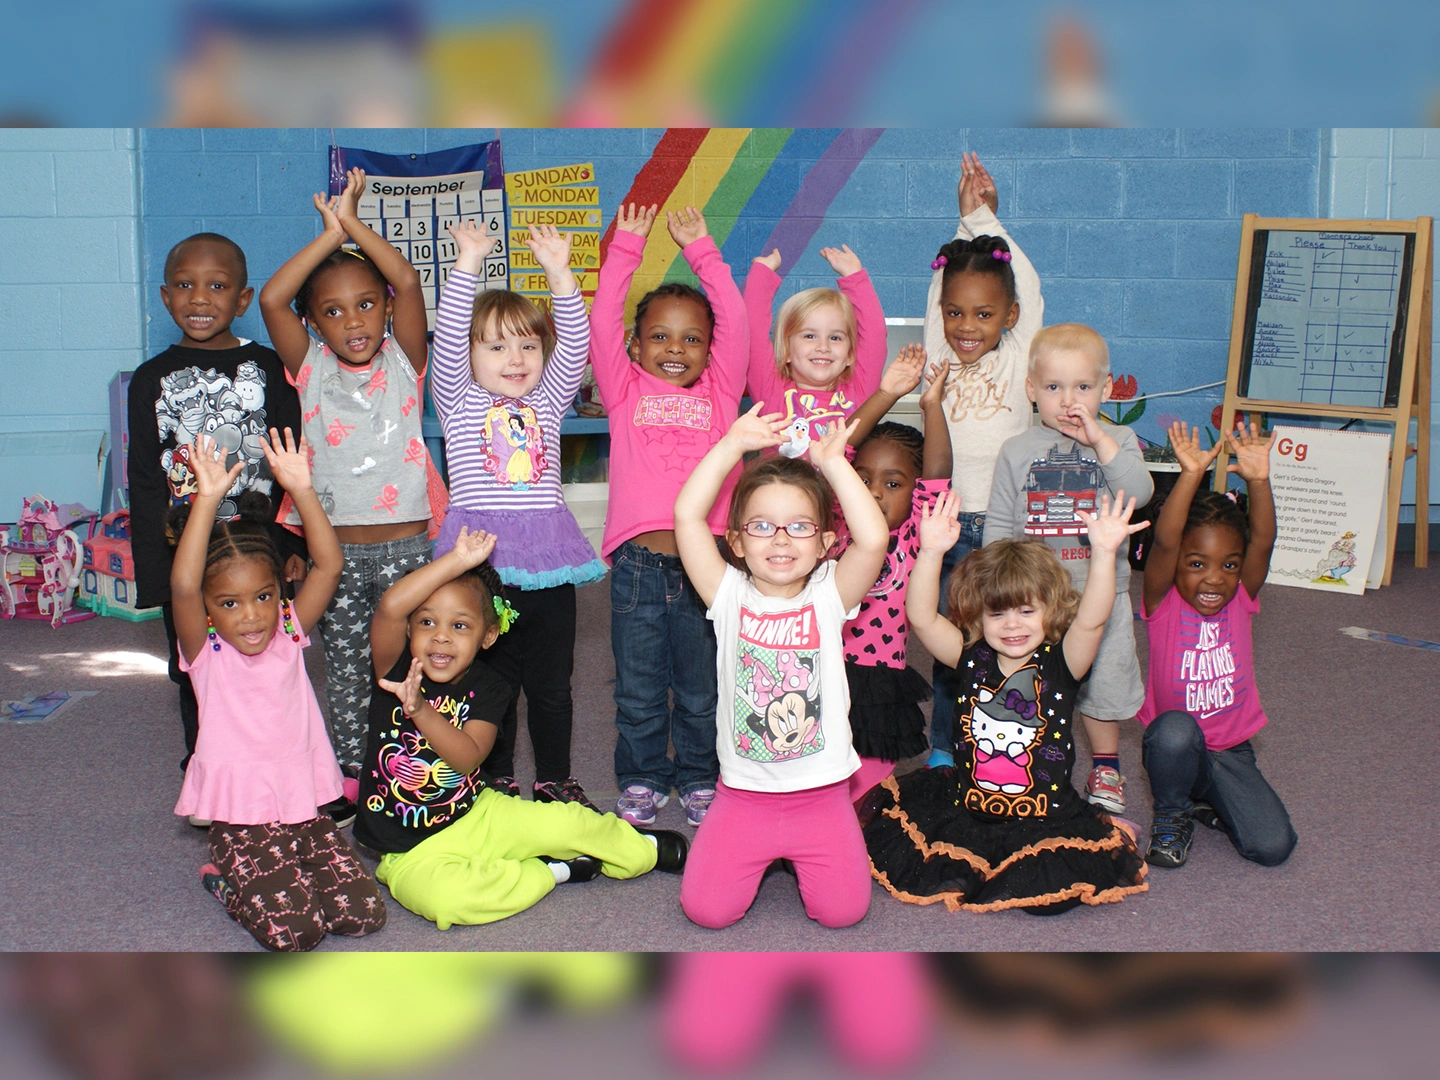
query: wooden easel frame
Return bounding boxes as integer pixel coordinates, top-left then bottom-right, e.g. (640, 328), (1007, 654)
(1216, 214), (1432, 586)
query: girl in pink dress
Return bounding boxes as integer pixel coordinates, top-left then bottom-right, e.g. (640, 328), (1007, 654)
(170, 427), (385, 951)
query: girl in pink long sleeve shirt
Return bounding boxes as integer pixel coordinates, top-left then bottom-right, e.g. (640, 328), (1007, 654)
(744, 244), (888, 459)
(590, 204), (749, 829)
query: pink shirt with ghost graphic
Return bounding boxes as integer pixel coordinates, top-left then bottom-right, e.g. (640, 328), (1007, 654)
(589, 230), (749, 557)
(1137, 584), (1268, 751)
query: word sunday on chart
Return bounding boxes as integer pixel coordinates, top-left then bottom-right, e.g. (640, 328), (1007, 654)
(1247, 231), (1405, 408)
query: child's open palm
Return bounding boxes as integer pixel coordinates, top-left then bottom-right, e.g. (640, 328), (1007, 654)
(809, 418), (855, 469)
(724, 402), (787, 454)
(918, 489), (963, 552)
(525, 224), (573, 277)
(190, 434), (242, 499)
(448, 218), (491, 259)
(919, 361), (947, 409)
(259, 427), (312, 495)
(666, 206), (708, 248)
(1079, 491), (1145, 556)
(377, 657), (428, 718)
(1168, 420), (1222, 476)
(880, 344), (926, 397)
(615, 203), (657, 238)
(449, 525), (497, 569)
(1227, 422), (1275, 484)
(819, 244), (863, 277)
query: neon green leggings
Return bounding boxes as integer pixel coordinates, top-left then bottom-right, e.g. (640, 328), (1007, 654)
(376, 789), (658, 929)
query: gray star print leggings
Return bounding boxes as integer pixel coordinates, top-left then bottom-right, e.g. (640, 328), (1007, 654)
(319, 532), (433, 772)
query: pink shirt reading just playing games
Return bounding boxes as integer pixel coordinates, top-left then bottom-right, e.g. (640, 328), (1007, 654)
(744, 262), (887, 450)
(589, 230), (748, 558)
(1137, 584), (1268, 751)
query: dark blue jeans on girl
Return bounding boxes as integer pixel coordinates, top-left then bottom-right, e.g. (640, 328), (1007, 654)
(610, 541), (720, 799)
(928, 511), (986, 759)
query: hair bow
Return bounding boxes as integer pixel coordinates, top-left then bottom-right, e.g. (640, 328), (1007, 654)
(1004, 689), (1037, 720)
(493, 595), (519, 634)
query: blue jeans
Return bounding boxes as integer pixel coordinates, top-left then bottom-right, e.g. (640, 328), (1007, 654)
(928, 511), (986, 756)
(1142, 710), (1297, 866)
(611, 542), (720, 797)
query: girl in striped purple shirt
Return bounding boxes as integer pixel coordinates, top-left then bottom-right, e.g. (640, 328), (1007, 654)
(430, 221), (605, 810)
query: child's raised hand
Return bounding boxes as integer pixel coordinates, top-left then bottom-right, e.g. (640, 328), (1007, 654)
(377, 657), (428, 718)
(1226, 421), (1276, 484)
(189, 434), (243, 500)
(917, 489), (963, 552)
(753, 248), (782, 273)
(615, 202), (657, 238)
(919, 361), (947, 409)
(312, 192), (344, 237)
(448, 525), (497, 569)
(259, 427), (312, 495)
(1062, 401), (1107, 448)
(1168, 420), (1222, 476)
(448, 218), (492, 260)
(819, 244), (863, 277)
(1079, 491), (1146, 555)
(525, 224), (573, 277)
(880, 343), (926, 397)
(666, 206), (708, 248)
(336, 167), (366, 222)
(809, 418), (856, 469)
(958, 152), (999, 217)
(723, 401), (788, 454)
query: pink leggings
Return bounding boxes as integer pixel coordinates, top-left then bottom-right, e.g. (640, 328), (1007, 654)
(679, 779), (872, 929)
(847, 756), (896, 802)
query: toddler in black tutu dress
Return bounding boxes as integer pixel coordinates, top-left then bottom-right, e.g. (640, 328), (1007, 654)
(860, 488), (1149, 915)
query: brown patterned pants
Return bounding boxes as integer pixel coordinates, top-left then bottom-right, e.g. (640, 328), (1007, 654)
(207, 817), (386, 951)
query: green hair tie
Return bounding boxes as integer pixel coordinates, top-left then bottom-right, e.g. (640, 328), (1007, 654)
(493, 595), (518, 634)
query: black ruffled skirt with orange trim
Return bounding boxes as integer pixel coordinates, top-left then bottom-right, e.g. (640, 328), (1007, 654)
(858, 767), (1148, 915)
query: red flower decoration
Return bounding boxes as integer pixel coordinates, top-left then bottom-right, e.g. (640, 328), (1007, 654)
(1110, 374), (1138, 401)
(1211, 405), (1242, 431)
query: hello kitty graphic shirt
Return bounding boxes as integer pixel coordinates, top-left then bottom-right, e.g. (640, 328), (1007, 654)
(708, 561), (861, 793)
(1137, 584), (1267, 751)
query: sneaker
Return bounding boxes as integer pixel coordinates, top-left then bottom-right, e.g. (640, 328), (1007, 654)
(491, 775), (520, 799)
(319, 796), (356, 829)
(926, 749), (955, 769)
(1190, 801), (1225, 831)
(533, 777), (599, 813)
(1146, 813), (1194, 868)
(1084, 765), (1127, 813)
(680, 788), (715, 827)
(633, 828), (688, 873)
(615, 784), (669, 826)
(188, 815), (213, 829)
(540, 854), (603, 883)
(199, 863), (235, 906)
(341, 764), (360, 804)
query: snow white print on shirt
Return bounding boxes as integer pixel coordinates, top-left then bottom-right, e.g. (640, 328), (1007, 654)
(734, 605), (825, 763)
(481, 401), (547, 490)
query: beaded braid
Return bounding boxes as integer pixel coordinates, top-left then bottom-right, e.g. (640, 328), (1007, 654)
(167, 490), (285, 586)
(859, 421), (924, 473)
(1184, 489), (1251, 548)
(933, 234), (1017, 306)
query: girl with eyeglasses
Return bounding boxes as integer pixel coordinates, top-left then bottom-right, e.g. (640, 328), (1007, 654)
(672, 405), (889, 928)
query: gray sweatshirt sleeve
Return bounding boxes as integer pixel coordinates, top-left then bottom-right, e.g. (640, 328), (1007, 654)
(1100, 426), (1154, 508)
(982, 435), (1026, 546)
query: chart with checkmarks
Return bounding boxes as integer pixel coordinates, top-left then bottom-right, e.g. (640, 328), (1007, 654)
(329, 141), (509, 332)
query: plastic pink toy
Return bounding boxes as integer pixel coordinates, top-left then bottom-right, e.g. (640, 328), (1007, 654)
(0, 495), (96, 627)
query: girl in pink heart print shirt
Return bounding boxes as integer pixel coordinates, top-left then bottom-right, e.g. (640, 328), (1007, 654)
(744, 242), (889, 460)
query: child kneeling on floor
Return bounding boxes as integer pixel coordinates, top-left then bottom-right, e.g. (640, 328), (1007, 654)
(352, 526), (686, 928)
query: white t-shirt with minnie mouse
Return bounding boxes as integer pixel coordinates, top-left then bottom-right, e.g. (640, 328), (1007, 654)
(708, 561), (860, 793)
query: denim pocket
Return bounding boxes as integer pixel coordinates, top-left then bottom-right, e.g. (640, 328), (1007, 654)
(610, 549), (641, 614)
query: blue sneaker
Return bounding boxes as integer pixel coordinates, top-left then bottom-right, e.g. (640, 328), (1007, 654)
(926, 749), (955, 769)
(616, 784), (668, 826)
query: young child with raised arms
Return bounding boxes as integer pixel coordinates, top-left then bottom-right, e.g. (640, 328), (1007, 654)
(745, 238), (886, 459)
(128, 232), (306, 782)
(922, 153), (1046, 772)
(259, 167), (433, 796)
(836, 344), (954, 800)
(982, 322), (1154, 814)
(590, 204), (748, 829)
(1137, 421), (1296, 869)
(862, 490), (1149, 915)
(674, 410), (889, 929)
(429, 218), (605, 809)
(171, 429), (385, 951)
(352, 526), (686, 929)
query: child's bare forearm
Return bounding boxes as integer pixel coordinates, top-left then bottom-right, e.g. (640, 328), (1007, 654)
(408, 700), (487, 775)
(289, 489), (341, 579)
(376, 550), (472, 621)
(170, 492), (224, 597)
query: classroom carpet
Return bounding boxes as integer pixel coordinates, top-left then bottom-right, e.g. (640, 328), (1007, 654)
(2, 565), (1436, 952)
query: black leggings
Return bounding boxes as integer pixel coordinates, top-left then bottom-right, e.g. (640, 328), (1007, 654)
(479, 583), (577, 783)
